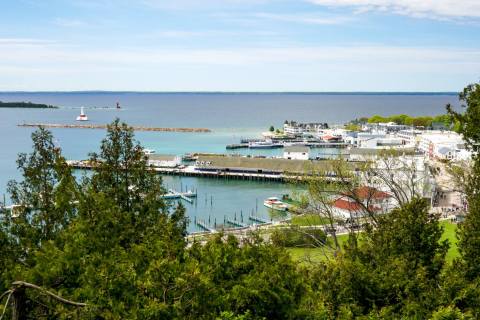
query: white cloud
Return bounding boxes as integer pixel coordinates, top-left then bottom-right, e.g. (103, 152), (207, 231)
(308, 0), (480, 19)
(0, 40), (478, 91)
(253, 12), (352, 25)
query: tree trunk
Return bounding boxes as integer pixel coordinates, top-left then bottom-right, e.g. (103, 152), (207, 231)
(11, 286), (26, 320)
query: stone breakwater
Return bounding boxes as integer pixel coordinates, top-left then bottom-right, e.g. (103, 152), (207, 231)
(18, 123), (212, 133)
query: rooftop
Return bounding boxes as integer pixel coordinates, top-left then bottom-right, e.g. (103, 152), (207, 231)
(284, 146), (310, 153)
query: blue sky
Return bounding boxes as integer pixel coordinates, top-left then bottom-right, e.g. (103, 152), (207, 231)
(0, 0), (479, 91)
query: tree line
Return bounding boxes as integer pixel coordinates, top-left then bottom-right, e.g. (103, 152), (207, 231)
(0, 83), (480, 318)
(349, 113), (459, 130)
(0, 101), (58, 109)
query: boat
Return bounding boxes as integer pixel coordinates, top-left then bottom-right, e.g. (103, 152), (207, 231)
(143, 148), (156, 155)
(263, 197), (289, 211)
(76, 107), (88, 121)
(249, 140), (283, 149)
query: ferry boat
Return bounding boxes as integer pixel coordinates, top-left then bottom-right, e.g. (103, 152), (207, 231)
(143, 148), (156, 155)
(76, 107), (88, 121)
(263, 197), (289, 211)
(249, 140), (283, 149)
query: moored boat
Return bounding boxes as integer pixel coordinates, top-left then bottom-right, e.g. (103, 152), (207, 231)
(249, 140), (283, 149)
(263, 197), (289, 211)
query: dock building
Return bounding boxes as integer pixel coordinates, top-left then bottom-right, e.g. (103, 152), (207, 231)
(283, 146), (310, 160)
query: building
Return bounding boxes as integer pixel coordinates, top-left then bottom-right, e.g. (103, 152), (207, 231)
(194, 154), (355, 176)
(147, 154), (181, 168)
(283, 120), (328, 136)
(331, 186), (393, 219)
(283, 146), (310, 160)
(418, 131), (469, 161)
(362, 122), (409, 132)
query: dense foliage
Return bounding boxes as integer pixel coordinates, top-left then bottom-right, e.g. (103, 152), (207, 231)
(1, 82), (480, 318)
(350, 113), (459, 129)
(0, 101), (58, 108)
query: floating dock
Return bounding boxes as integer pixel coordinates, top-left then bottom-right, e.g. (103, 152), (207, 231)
(226, 143), (249, 150)
(18, 123), (211, 133)
(162, 189), (197, 203)
(226, 219), (248, 228)
(248, 215), (270, 224)
(195, 219), (216, 232)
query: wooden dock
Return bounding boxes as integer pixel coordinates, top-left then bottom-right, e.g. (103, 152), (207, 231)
(18, 123), (212, 133)
(248, 215), (270, 224)
(162, 189), (197, 203)
(195, 219), (216, 232)
(226, 219), (248, 228)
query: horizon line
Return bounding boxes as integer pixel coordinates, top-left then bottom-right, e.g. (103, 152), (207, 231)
(0, 91), (459, 95)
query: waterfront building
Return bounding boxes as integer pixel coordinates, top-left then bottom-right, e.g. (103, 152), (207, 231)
(283, 120), (328, 136)
(194, 154), (347, 176)
(147, 154), (181, 168)
(283, 146), (310, 160)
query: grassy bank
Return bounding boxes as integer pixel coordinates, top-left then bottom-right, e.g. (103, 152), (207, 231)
(288, 220), (459, 264)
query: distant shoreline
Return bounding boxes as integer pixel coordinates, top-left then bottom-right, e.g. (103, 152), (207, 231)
(0, 101), (58, 109)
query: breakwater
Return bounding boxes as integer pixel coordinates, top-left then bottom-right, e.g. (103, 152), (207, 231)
(18, 123), (212, 133)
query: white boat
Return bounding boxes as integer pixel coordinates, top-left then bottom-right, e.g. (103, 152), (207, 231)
(263, 197), (289, 211)
(249, 140), (282, 149)
(76, 107), (88, 121)
(143, 148), (156, 155)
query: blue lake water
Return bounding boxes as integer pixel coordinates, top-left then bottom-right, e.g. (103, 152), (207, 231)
(0, 92), (459, 232)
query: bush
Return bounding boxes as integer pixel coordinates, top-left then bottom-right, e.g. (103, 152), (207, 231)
(271, 227), (326, 247)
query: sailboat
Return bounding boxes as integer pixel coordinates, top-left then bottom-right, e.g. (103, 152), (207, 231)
(76, 107), (88, 121)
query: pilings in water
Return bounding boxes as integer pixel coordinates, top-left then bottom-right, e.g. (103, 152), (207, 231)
(195, 217), (216, 233)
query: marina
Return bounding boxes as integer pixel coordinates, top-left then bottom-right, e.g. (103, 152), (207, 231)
(0, 92), (458, 234)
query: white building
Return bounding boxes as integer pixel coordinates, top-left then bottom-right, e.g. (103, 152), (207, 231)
(331, 186), (394, 220)
(147, 155), (182, 168)
(283, 121), (328, 136)
(418, 131), (469, 161)
(283, 146), (310, 160)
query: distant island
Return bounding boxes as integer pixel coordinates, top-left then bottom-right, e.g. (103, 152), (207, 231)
(0, 101), (58, 109)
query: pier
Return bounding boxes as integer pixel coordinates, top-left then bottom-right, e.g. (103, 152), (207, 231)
(226, 143), (249, 149)
(18, 123), (212, 133)
(226, 219), (248, 228)
(248, 214), (270, 224)
(162, 189), (197, 203)
(195, 218), (216, 232)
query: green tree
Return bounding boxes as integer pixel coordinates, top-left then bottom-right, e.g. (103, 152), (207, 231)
(269, 125), (274, 132)
(312, 198), (448, 318)
(367, 115), (387, 123)
(447, 83), (480, 280)
(3, 127), (77, 266)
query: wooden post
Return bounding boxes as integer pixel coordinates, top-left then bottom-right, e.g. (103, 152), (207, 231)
(12, 286), (26, 320)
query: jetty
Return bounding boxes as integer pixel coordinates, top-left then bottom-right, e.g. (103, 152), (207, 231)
(163, 189), (196, 203)
(248, 214), (270, 224)
(226, 219), (248, 228)
(195, 218), (216, 232)
(18, 123), (211, 133)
